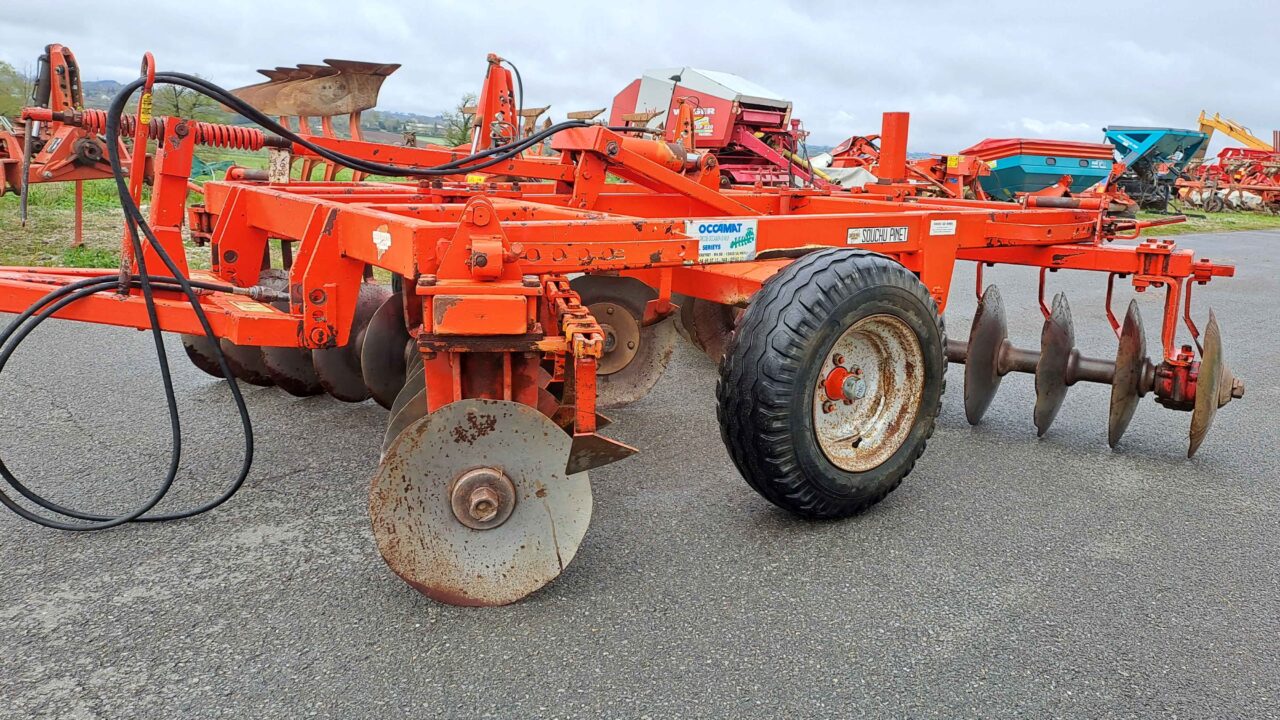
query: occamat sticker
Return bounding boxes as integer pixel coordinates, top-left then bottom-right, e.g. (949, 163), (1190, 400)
(687, 219), (758, 263)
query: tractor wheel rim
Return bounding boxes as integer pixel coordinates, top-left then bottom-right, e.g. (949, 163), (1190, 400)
(812, 314), (924, 473)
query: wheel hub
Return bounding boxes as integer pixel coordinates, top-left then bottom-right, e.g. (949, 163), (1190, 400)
(812, 314), (924, 472)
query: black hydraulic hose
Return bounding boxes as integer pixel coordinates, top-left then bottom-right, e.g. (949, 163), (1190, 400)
(499, 59), (523, 140)
(0, 62), (638, 530)
(154, 72), (589, 177)
(0, 75), (256, 530)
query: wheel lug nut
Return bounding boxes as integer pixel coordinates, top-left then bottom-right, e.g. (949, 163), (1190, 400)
(833, 353), (845, 365)
(822, 401), (835, 414)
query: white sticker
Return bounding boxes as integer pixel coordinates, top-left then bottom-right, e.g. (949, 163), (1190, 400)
(687, 219), (758, 263)
(372, 226), (392, 258)
(847, 226), (909, 244)
(929, 219), (957, 236)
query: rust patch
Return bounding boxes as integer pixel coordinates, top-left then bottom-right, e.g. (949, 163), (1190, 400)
(451, 410), (497, 445)
(321, 208), (338, 236)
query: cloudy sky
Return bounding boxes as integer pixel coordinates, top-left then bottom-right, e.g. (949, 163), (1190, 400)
(3, 0), (1277, 154)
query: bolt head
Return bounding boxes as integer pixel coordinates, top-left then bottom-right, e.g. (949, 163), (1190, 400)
(468, 487), (500, 522)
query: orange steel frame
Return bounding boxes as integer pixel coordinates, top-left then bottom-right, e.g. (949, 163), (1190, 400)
(0, 53), (1236, 443)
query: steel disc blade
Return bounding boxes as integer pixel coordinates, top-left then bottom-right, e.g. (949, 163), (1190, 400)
(258, 271), (323, 395)
(571, 275), (676, 408)
(261, 346), (324, 396)
(369, 399), (592, 607)
(382, 387), (428, 457)
(1034, 292), (1075, 436)
(219, 338), (275, 387)
(596, 318), (677, 408)
(1189, 311), (1223, 458)
(313, 282), (391, 402)
(963, 285), (1008, 425)
(382, 354), (426, 456)
(688, 298), (740, 364)
(672, 293), (698, 348)
(361, 294), (412, 409)
(181, 334), (223, 378)
(1108, 300), (1147, 448)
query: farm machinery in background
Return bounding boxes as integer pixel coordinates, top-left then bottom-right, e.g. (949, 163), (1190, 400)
(0, 50), (1246, 609)
(609, 67), (828, 187)
(0, 43), (404, 247)
(1176, 111), (1280, 213)
(0, 43), (123, 246)
(604, 66), (1142, 214)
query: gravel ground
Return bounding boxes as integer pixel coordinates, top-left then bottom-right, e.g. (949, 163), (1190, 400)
(0, 231), (1276, 719)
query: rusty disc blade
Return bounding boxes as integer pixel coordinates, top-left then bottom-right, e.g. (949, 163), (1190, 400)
(219, 338), (275, 387)
(382, 353), (426, 456)
(313, 282), (391, 402)
(1108, 300), (1147, 448)
(570, 275), (676, 409)
(181, 334), (223, 378)
(361, 293), (412, 410)
(1189, 311), (1224, 458)
(261, 284), (323, 396)
(672, 293), (699, 348)
(261, 345), (323, 397)
(254, 269), (321, 395)
(1034, 292), (1075, 436)
(369, 399), (592, 607)
(687, 298), (741, 365)
(963, 285), (1007, 425)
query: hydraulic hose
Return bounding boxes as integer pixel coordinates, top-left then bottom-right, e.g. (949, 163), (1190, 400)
(0, 60), (626, 531)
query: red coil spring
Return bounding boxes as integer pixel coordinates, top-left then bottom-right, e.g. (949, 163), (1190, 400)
(78, 109), (266, 150)
(192, 122), (266, 151)
(79, 108), (164, 139)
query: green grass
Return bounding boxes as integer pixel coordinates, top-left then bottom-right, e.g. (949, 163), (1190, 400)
(1139, 210), (1280, 236)
(60, 245), (121, 267)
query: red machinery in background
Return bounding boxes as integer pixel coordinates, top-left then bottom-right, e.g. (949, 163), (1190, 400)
(826, 113), (992, 199)
(609, 66), (826, 187)
(1181, 147), (1280, 212)
(0, 51), (1246, 609)
(0, 44), (125, 246)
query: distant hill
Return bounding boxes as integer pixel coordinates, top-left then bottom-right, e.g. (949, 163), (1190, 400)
(82, 79), (124, 109)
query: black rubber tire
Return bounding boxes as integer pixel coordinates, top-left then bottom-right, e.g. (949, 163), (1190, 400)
(716, 249), (945, 519)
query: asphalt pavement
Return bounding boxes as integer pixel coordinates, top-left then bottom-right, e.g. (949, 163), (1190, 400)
(0, 230), (1276, 719)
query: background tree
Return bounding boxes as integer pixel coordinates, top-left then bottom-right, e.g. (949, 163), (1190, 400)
(150, 79), (227, 122)
(441, 93), (476, 147)
(0, 61), (28, 120)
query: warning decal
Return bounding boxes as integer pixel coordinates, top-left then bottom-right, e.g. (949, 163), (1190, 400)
(929, 219), (957, 236)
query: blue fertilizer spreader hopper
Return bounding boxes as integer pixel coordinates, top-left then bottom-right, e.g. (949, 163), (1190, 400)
(959, 138), (1116, 201)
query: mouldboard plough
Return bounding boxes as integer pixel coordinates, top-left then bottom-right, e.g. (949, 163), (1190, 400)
(0, 52), (1244, 606)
